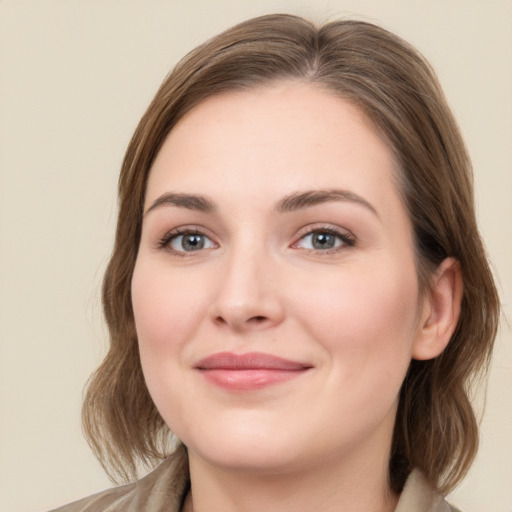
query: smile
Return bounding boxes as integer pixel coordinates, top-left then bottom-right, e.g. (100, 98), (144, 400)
(194, 351), (313, 391)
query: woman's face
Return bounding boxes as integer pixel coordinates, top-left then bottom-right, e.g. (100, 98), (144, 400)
(132, 82), (429, 475)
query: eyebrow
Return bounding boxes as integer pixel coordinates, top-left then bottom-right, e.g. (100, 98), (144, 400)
(145, 192), (216, 216)
(144, 188), (378, 217)
(275, 189), (378, 217)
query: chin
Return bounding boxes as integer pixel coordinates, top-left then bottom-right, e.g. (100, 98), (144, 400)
(180, 417), (306, 474)
(191, 442), (302, 475)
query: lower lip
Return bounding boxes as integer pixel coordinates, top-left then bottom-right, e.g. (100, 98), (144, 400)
(199, 368), (308, 391)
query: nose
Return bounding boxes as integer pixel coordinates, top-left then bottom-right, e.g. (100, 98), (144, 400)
(210, 244), (285, 332)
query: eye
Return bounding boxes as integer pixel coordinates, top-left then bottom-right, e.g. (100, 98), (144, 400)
(160, 229), (217, 254)
(294, 228), (354, 252)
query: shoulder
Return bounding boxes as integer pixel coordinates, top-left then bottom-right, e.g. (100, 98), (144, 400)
(396, 469), (462, 512)
(47, 481), (137, 512)
(47, 446), (189, 512)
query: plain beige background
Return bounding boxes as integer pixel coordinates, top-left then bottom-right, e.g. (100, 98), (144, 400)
(0, 1), (510, 511)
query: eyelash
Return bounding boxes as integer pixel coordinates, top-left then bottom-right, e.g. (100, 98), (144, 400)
(156, 225), (356, 256)
(292, 225), (356, 254)
(156, 227), (216, 257)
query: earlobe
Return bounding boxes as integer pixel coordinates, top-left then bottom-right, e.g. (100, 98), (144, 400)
(412, 257), (463, 361)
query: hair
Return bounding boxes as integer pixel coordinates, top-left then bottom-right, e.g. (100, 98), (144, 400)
(82, 13), (500, 495)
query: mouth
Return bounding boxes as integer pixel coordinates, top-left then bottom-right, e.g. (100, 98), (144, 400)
(194, 351), (313, 391)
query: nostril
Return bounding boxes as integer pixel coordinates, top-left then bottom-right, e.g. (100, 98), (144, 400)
(250, 316), (267, 323)
(214, 316), (227, 325)
(213, 315), (267, 328)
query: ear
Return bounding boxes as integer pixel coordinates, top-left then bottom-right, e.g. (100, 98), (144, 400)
(412, 257), (463, 361)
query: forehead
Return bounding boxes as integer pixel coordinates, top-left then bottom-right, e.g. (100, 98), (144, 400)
(145, 82), (401, 215)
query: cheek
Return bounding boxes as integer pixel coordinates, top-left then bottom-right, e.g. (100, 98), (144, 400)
(131, 258), (208, 426)
(294, 261), (420, 377)
(131, 259), (208, 353)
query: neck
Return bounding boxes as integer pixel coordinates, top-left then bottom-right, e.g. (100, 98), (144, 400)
(182, 444), (398, 512)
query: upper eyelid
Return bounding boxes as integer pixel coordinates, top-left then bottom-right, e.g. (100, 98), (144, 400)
(156, 225), (217, 249)
(293, 223), (355, 240)
(163, 225), (214, 238)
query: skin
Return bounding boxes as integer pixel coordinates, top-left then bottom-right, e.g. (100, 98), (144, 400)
(131, 82), (461, 512)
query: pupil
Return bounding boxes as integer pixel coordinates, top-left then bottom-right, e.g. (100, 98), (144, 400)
(183, 234), (204, 251)
(313, 232), (334, 249)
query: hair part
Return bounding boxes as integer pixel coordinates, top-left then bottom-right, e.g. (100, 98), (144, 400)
(82, 14), (500, 494)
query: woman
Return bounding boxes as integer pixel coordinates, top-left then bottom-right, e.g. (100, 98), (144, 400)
(51, 14), (499, 512)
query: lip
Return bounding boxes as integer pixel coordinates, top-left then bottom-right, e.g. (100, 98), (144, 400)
(194, 351), (313, 391)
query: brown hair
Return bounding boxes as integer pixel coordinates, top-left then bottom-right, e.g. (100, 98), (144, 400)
(82, 14), (500, 494)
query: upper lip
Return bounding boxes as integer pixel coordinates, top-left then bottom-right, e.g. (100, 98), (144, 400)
(195, 351), (312, 371)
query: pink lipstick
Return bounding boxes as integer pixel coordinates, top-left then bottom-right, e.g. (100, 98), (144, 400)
(194, 352), (312, 391)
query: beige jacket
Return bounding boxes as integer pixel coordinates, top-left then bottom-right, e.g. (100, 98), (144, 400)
(49, 450), (461, 512)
